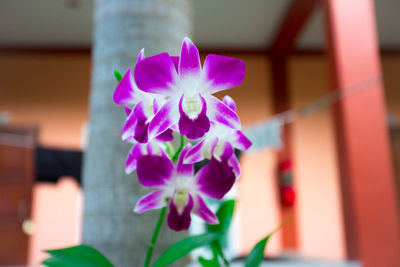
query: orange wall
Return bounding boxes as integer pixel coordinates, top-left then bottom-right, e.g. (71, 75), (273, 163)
(0, 51), (90, 149)
(1, 51), (400, 262)
(1, 52), (399, 149)
(0, 51), (89, 265)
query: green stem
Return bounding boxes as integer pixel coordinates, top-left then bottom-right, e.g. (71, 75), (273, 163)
(171, 134), (184, 163)
(212, 240), (230, 267)
(164, 142), (175, 158)
(144, 206), (167, 267)
(221, 251), (230, 267)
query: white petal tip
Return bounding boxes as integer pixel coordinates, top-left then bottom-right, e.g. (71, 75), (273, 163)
(182, 158), (190, 164)
(133, 206), (142, 214)
(183, 36), (193, 44)
(209, 218), (220, 225)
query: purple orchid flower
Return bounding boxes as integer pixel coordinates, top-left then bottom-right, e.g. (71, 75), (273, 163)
(124, 139), (168, 174)
(114, 49), (176, 143)
(183, 96), (252, 177)
(134, 37), (246, 140)
(134, 145), (237, 231)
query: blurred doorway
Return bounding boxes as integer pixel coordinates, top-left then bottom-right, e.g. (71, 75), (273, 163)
(390, 127), (400, 214)
(0, 126), (36, 265)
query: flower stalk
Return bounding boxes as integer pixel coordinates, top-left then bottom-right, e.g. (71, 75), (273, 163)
(171, 134), (184, 163)
(144, 206), (167, 267)
(164, 142), (176, 158)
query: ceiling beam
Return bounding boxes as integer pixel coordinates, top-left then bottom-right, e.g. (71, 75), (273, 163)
(270, 0), (320, 55)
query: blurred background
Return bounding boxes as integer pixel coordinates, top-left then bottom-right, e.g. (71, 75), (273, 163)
(1, 0), (400, 266)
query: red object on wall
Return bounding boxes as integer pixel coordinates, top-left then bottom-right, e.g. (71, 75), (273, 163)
(280, 186), (295, 207)
(279, 159), (295, 207)
(279, 159), (292, 172)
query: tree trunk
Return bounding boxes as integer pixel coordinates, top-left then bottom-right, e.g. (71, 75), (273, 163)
(82, 1), (192, 266)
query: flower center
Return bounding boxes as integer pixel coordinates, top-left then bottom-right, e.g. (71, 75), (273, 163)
(142, 98), (155, 119)
(173, 188), (189, 214)
(182, 95), (202, 119)
(213, 141), (223, 159)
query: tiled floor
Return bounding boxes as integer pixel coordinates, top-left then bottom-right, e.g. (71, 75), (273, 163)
(189, 259), (361, 267)
(230, 260), (361, 267)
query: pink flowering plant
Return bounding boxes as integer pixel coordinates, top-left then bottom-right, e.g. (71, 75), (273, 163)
(43, 38), (284, 267)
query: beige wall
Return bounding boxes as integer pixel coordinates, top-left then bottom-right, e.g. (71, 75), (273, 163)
(214, 54), (282, 255)
(28, 177), (83, 265)
(1, 51), (400, 262)
(289, 56), (345, 259)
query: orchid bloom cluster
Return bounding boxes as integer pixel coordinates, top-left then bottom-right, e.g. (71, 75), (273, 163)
(113, 37), (251, 231)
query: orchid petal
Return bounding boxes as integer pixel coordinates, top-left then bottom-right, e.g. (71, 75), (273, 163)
(170, 124), (179, 132)
(209, 137), (220, 158)
(148, 98), (180, 139)
(123, 105), (132, 116)
(145, 141), (165, 156)
(207, 95), (241, 130)
(178, 95), (210, 139)
(170, 56), (179, 72)
(195, 158), (235, 199)
(212, 141), (234, 162)
(222, 95), (237, 112)
(179, 37), (201, 79)
(155, 128), (174, 142)
(168, 194), (193, 231)
(113, 69), (138, 105)
(153, 98), (160, 114)
(136, 155), (174, 187)
(203, 54), (246, 94)
(176, 144), (194, 176)
(134, 190), (166, 213)
(137, 48), (145, 63)
(232, 130), (252, 151)
(193, 196), (219, 225)
(183, 139), (206, 164)
(133, 101), (149, 143)
(121, 109), (138, 143)
(134, 121), (149, 143)
(134, 52), (179, 95)
(228, 155), (241, 177)
(124, 143), (144, 174)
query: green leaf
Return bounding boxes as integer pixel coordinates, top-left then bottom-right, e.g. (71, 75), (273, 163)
(210, 241), (229, 266)
(208, 199), (235, 235)
(114, 70), (123, 82)
(42, 245), (113, 267)
(245, 219), (291, 267)
(203, 200), (235, 267)
(198, 255), (220, 267)
(152, 233), (220, 267)
(244, 235), (271, 267)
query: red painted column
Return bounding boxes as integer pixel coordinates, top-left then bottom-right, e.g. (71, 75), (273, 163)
(323, 0), (400, 266)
